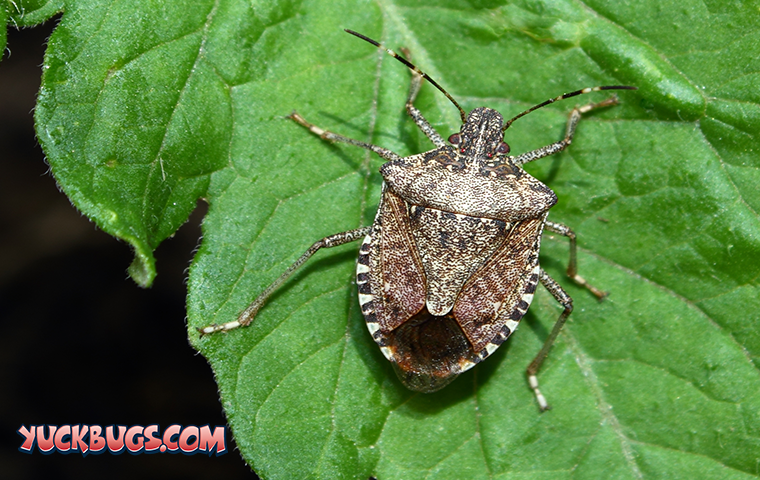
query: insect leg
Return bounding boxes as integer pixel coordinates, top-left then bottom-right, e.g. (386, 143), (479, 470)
(526, 269), (573, 412)
(401, 51), (446, 148)
(288, 111), (401, 162)
(512, 96), (620, 166)
(198, 226), (372, 336)
(544, 220), (608, 300)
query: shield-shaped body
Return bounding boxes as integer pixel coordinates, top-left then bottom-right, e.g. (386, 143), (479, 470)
(356, 128), (557, 391)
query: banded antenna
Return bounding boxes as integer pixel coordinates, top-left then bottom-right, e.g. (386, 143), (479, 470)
(345, 29), (636, 130)
(345, 29), (467, 123)
(501, 85), (637, 131)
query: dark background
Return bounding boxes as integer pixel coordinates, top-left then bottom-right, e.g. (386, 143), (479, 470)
(1, 20), (254, 479)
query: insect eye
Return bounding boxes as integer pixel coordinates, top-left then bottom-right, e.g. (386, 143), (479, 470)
(497, 142), (510, 154)
(448, 133), (461, 145)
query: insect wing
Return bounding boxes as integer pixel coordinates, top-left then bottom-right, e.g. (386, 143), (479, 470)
(454, 213), (546, 356)
(359, 187), (427, 336)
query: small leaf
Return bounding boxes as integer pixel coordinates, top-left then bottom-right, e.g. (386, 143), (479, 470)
(34, 0), (230, 286)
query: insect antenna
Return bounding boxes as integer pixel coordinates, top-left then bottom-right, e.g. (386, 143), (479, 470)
(345, 29), (468, 123)
(502, 85), (637, 131)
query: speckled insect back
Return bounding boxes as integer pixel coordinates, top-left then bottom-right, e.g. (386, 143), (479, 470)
(198, 29), (636, 411)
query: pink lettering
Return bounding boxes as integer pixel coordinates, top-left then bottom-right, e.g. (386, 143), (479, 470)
(106, 425), (126, 453)
(125, 426), (144, 453)
(17, 425), (36, 452)
(143, 425), (162, 452)
(37, 425), (56, 453)
(163, 424), (181, 452)
(17, 423), (227, 456)
(71, 425), (89, 453)
(179, 426), (199, 453)
(89, 425), (106, 453)
(54, 425), (71, 452)
(199, 426), (227, 455)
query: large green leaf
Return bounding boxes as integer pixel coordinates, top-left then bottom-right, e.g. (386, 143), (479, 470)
(11, 0), (760, 478)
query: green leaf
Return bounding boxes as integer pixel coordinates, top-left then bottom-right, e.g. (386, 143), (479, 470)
(0, 6), (6, 53)
(32, 0), (231, 286)
(13, 0), (760, 478)
(7, 0), (63, 27)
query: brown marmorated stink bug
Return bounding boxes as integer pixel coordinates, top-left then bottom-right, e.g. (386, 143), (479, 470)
(199, 30), (636, 411)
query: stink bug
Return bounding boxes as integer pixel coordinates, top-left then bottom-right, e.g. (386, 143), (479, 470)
(199, 30), (636, 411)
